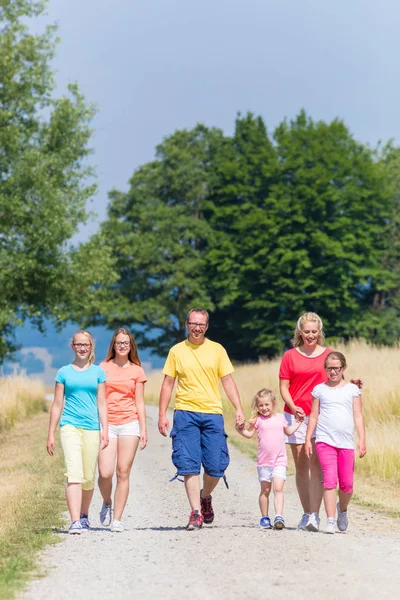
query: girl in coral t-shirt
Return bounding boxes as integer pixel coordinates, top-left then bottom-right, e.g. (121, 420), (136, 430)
(98, 328), (147, 532)
(236, 389), (301, 530)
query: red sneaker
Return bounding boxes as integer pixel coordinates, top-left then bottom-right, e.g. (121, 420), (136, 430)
(186, 510), (204, 531)
(200, 491), (214, 524)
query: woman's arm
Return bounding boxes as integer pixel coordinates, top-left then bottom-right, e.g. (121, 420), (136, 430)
(353, 395), (366, 458)
(46, 382), (64, 456)
(97, 382), (109, 450)
(279, 379), (305, 420)
(305, 396), (320, 457)
(135, 382), (147, 449)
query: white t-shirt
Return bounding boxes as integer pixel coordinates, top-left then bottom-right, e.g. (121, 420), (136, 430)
(311, 382), (361, 449)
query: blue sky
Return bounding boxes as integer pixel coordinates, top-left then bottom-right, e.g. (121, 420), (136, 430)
(10, 0), (400, 380)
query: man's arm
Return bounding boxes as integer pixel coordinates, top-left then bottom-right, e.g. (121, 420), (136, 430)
(220, 374), (245, 429)
(158, 375), (176, 436)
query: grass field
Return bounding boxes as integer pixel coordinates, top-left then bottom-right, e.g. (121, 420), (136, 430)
(0, 377), (65, 599)
(144, 340), (400, 515)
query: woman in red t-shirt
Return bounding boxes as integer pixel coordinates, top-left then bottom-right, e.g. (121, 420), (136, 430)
(279, 312), (332, 533)
(98, 328), (147, 532)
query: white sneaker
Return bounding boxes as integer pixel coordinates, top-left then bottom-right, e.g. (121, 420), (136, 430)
(99, 502), (113, 526)
(326, 517), (336, 534)
(337, 502), (348, 532)
(111, 519), (124, 532)
(297, 513), (310, 530)
(306, 512), (320, 532)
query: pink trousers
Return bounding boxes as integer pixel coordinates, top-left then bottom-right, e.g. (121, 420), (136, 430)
(316, 442), (354, 493)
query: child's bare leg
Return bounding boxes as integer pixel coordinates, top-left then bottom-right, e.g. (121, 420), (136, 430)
(323, 488), (337, 519)
(272, 477), (285, 516)
(259, 481), (271, 516)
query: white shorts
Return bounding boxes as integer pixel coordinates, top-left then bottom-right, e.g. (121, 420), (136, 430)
(108, 421), (140, 439)
(257, 465), (287, 482)
(284, 413), (316, 444)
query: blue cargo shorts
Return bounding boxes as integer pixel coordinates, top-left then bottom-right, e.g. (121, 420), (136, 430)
(170, 410), (230, 478)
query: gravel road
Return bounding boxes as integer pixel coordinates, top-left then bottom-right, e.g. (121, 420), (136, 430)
(21, 406), (400, 600)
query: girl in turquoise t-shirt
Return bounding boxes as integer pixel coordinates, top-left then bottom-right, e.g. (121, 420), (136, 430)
(47, 330), (108, 534)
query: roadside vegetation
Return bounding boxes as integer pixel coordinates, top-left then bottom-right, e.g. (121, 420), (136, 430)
(0, 377), (65, 599)
(144, 340), (400, 515)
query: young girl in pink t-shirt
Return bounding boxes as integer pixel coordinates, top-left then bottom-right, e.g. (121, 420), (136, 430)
(236, 389), (301, 530)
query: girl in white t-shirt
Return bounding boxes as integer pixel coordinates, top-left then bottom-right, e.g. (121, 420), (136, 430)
(305, 351), (366, 534)
(236, 389), (301, 530)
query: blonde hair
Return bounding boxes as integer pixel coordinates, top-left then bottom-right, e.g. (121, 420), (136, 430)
(251, 388), (277, 417)
(186, 308), (209, 324)
(291, 312), (325, 347)
(72, 330), (95, 365)
(105, 327), (141, 366)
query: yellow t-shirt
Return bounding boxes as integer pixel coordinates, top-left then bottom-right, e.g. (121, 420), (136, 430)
(162, 338), (234, 414)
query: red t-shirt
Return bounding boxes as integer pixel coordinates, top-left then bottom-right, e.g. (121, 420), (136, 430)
(100, 361), (147, 425)
(279, 348), (332, 416)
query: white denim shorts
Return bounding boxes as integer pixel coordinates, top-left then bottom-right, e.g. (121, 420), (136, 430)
(108, 421), (140, 438)
(284, 413), (316, 444)
(257, 465), (287, 482)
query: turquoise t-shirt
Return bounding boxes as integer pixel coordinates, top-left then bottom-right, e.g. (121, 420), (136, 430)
(56, 364), (107, 430)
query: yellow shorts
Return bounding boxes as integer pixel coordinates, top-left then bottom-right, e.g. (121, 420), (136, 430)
(60, 425), (100, 491)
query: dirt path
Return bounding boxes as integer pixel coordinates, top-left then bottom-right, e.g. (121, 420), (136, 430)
(21, 406), (400, 600)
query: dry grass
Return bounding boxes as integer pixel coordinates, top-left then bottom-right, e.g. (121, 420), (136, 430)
(0, 375), (46, 433)
(145, 339), (400, 514)
(0, 411), (65, 598)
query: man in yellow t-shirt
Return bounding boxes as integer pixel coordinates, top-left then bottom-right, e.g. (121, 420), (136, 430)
(158, 308), (245, 531)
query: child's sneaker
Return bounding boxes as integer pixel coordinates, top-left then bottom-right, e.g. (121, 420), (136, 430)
(111, 519), (124, 532)
(306, 512), (320, 532)
(99, 502), (113, 526)
(297, 513), (310, 530)
(274, 515), (285, 530)
(69, 520), (83, 535)
(259, 516), (272, 529)
(186, 510), (204, 531)
(326, 517), (336, 534)
(80, 514), (90, 532)
(337, 502), (349, 532)
(200, 490), (214, 524)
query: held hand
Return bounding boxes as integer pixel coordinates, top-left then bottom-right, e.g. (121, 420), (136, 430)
(236, 409), (246, 431)
(357, 442), (367, 458)
(350, 378), (363, 390)
(158, 415), (169, 437)
(140, 431), (148, 450)
(304, 440), (313, 458)
(46, 436), (55, 456)
(294, 406), (305, 422)
(100, 434), (109, 450)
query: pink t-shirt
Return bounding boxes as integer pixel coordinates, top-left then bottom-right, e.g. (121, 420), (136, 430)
(279, 347), (332, 416)
(254, 413), (289, 467)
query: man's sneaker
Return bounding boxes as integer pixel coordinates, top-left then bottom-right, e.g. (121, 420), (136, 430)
(200, 490), (214, 524)
(260, 516), (272, 529)
(99, 502), (113, 526)
(80, 514), (90, 532)
(186, 510), (204, 531)
(274, 515), (285, 530)
(111, 519), (124, 532)
(306, 512), (320, 532)
(297, 513), (310, 530)
(326, 517), (336, 534)
(337, 502), (349, 532)
(69, 520), (83, 535)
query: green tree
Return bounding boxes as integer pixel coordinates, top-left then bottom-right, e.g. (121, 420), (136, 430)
(0, 0), (115, 360)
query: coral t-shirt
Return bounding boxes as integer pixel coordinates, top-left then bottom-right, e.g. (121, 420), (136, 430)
(279, 348), (332, 416)
(254, 413), (289, 467)
(100, 361), (147, 425)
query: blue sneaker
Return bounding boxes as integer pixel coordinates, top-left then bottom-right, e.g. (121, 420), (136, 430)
(69, 520), (83, 535)
(260, 516), (272, 529)
(80, 514), (90, 532)
(274, 515), (285, 530)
